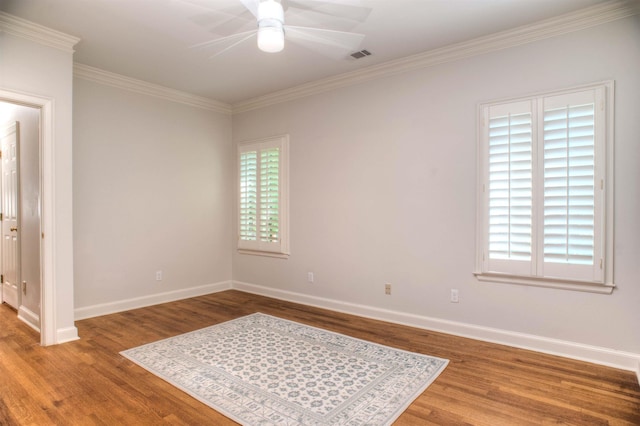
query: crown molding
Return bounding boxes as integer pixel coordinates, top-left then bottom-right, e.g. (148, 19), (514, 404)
(0, 11), (80, 53)
(73, 64), (232, 114)
(232, 0), (639, 114)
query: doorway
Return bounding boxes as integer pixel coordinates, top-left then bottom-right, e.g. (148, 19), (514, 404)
(0, 101), (42, 337)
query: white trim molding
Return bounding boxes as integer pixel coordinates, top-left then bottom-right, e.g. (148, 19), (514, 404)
(474, 273), (615, 294)
(74, 281), (233, 320)
(57, 327), (80, 344)
(232, 0), (638, 113)
(0, 88), (76, 346)
(73, 64), (233, 114)
(232, 280), (640, 373)
(0, 11), (80, 53)
(18, 305), (40, 333)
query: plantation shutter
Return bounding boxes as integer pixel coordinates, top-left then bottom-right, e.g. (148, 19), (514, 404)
(239, 150), (258, 242)
(540, 89), (603, 282)
(238, 136), (289, 256)
(260, 148), (280, 243)
(478, 84), (608, 287)
(485, 100), (534, 276)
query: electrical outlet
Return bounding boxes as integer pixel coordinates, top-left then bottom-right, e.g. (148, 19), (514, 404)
(307, 272), (314, 283)
(385, 283), (391, 295)
(156, 270), (163, 281)
(450, 289), (459, 303)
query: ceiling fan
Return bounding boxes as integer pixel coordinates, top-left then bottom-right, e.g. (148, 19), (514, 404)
(190, 0), (371, 58)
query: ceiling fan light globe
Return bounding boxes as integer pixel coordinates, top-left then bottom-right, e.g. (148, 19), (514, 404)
(258, 26), (285, 53)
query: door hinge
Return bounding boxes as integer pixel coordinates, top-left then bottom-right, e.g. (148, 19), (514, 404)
(600, 258), (603, 269)
(0, 213), (3, 221)
(1, 274), (3, 284)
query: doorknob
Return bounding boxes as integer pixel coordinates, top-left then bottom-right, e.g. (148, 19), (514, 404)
(10, 227), (17, 232)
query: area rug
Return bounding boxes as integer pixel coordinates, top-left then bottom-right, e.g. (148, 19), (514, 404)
(121, 313), (448, 425)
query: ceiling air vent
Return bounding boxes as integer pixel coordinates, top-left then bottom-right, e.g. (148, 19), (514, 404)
(350, 49), (372, 59)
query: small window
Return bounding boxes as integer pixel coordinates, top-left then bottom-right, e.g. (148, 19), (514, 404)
(237, 135), (289, 257)
(475, 82), (614, 293)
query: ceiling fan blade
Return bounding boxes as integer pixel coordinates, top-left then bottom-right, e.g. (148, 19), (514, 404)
(177, 0), (255, 36)
(209, 32), (258, 58)
(285, 0), (372, 23)
(239, 0), (260, 18)
(191, 29), (257, 52)
(285, 25), (364, 56)
(305, 0), (366, 4)
(178, 0), (248, 20)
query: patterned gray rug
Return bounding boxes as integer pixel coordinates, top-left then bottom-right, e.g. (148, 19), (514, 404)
(121, 313), (448, 425)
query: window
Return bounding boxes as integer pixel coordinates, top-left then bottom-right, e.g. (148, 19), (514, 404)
(475, 82), (614, 293)
(238, 135), (289, 257)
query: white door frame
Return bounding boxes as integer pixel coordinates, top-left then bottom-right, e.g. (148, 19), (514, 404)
(0, 88), (56, 346)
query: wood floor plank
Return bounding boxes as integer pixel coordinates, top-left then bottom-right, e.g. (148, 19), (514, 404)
(1, 290), (638, 425)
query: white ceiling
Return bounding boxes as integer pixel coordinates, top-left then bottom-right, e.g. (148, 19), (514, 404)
(2, 0), (608, 105)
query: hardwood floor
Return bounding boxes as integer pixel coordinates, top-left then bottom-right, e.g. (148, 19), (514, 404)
(1, 290), (638, 425)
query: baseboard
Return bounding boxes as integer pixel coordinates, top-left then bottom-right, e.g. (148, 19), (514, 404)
(74, 281), (233, 321)
(56, 326), (79, 344)
(18, 305), (40, 333)
(18, 312), (79, 344)
(232, 280), (640, 373)
(636, 361), (640, 386)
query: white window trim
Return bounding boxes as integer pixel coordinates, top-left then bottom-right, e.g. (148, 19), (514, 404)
(237, 134), (290, 258)
(474, 81), (615, 294)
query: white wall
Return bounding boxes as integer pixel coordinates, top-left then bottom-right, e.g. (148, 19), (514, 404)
(232, 17), (640, 357)
(3, 9), (636, 370)
(0, 29), (77, 343)
(73, 78), (233, 312)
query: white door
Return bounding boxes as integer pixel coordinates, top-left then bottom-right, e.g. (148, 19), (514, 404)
(1, 122), (20, 309)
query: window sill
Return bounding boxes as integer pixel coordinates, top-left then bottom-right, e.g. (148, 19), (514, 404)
(473, 272), (615, 294)
(238, 249), (289, 259)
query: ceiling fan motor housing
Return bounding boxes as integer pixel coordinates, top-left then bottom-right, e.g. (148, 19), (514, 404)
(257, 0), (285, 52)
